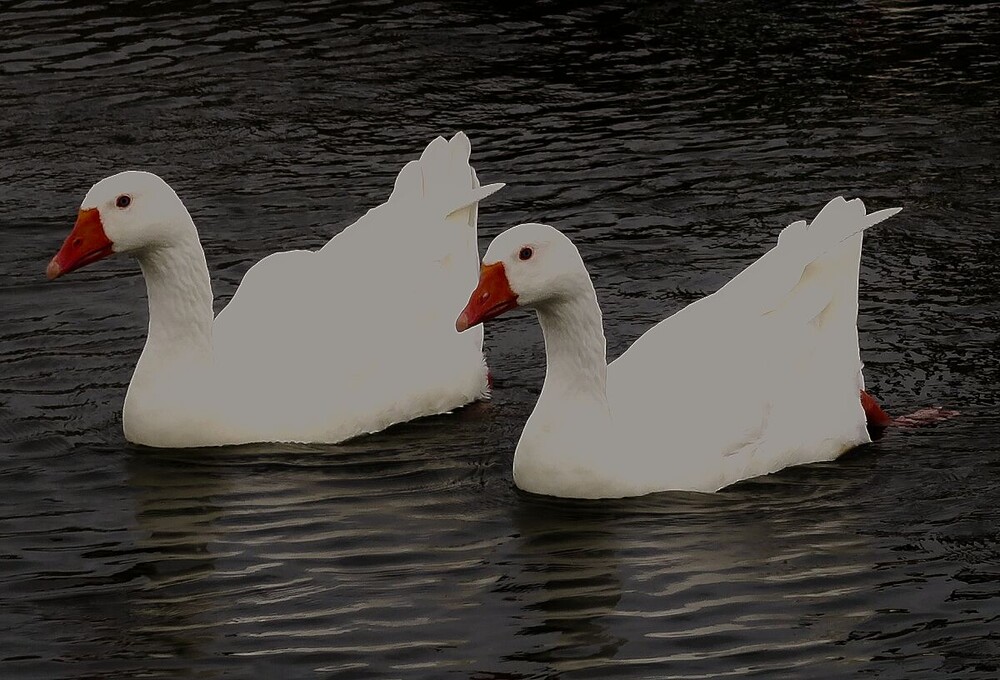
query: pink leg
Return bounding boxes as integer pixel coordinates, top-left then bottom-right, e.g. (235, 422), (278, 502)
(860, 390), (959, 431)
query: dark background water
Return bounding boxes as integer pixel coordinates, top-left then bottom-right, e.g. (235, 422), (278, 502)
(2, 1), (999, 678)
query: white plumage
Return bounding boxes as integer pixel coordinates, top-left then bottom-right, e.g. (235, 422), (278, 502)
(55, 133), (502, 447)
(466, 197), (900, 498)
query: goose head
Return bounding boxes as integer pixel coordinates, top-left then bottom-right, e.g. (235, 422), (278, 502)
(456, 223), (590, 331)
(47, 171), (193, 280)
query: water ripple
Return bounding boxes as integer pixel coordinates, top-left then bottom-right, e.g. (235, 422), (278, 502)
(2, 0), (1000, 677)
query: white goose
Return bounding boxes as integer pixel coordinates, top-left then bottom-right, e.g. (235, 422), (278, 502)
(457, 197), (900, 498)
(48, 132), (503, 448)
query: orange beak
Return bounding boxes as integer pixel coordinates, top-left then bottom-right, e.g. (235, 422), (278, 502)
(456, 261), (519, 332)
(47, 208), (114, 280)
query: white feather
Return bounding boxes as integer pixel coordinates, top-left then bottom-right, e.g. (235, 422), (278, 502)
(73, 133), (499, 447)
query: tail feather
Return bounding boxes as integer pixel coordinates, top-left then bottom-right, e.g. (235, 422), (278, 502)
(388, 132), (504, 222)
(715, 197), (901, 317)
(778, 196), (901, 262)
(446, 181), (505, 222)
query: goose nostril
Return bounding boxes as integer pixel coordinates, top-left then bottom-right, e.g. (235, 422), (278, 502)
(480, 291), (490, 302)
(72, 238), (82, 248)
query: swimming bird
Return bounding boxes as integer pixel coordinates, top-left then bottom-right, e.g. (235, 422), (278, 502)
(48, 132), (502, 447)
(457, 197), (899, 498)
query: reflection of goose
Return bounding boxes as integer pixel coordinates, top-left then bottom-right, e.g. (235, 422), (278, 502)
(459, 198), (900, 498)
(495, 498), (626, 671)
(119, 452), (228, 654)
(47, 134), (502, 447)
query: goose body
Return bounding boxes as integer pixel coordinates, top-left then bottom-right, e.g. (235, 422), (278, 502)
(457, 197), (900, 498)
(49, 133), (502, 448)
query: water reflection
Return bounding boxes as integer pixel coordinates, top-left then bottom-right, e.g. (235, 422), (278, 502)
(123, 451), (228, 660)
(499, 497), (627, 674)
(483, 471), (913, 677)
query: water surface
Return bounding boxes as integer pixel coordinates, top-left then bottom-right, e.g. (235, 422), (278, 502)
(2, 1), (999, 677)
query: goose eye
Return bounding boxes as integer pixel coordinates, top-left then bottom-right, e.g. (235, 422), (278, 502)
(518, 246), (533, 261)
(115, 195), (132, 209)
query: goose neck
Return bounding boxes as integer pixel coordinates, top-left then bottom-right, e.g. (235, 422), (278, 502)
(136, 235), (214, 358)
(535, 287), (608, 398)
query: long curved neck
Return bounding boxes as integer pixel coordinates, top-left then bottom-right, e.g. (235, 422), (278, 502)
(535, 284), (608, 400)
(513, 282), (613, 498)
(136, 233), (214, 360)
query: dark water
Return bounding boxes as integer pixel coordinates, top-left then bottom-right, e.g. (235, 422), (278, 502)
(2, 1), (999, 677)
